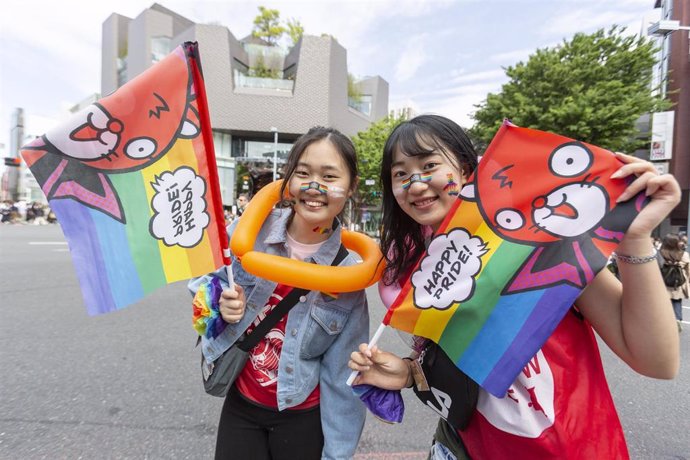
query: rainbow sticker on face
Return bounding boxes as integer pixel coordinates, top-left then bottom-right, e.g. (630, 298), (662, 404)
(401, 173), (432, 190)
(444, 173), (459, 196)
(300, 181), (328, 194)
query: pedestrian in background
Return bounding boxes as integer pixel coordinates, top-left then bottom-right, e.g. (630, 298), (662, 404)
(660, 233), (690, 332)
(235, 193), (249, 217)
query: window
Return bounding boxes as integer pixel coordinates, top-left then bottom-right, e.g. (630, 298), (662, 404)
(117, 56), (127, 87)
(151, 36), (171, 63)
(348, 95), (373, 116)
(213, 131), (232, 158)
(231, 137), (293, 161)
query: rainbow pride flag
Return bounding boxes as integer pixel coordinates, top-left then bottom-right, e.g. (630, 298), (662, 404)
(21, 42), (229, 315)
(383, 122), (645, 397)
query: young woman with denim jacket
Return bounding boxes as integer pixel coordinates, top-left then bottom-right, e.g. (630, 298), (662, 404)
(348, 115), (680, 459)
(189, 127), (368, 460)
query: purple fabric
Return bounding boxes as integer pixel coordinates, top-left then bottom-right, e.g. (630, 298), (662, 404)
(352, 384), (404, 423)
(206, 275), (227, 339)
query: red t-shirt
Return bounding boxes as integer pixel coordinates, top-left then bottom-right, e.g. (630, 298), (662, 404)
(235, 283), (320, 410)
(457, 310), (629, 459)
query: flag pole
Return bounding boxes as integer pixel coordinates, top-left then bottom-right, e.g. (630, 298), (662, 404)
(346, 322), (387, 386)
(186, 41), (234, 289)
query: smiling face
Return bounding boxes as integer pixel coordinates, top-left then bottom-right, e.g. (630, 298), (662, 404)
(287, 139), (353, 240)
(391, 146), (466, 230)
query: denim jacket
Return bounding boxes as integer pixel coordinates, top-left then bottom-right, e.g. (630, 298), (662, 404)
(188, 208), (368, 460)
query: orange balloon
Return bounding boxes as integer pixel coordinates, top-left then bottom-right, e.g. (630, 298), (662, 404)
(230, 180), (385, 292)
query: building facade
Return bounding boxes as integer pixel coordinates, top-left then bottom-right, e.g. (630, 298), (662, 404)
(101, 3), (389, 205)
(651, 0), (690, 230)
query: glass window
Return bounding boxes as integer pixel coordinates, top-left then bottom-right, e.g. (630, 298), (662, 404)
(230, 137), (293, 161)
(348, 95), (373, 116)
(151, 36), (171, 63)
(213, 131), (232, 158)
(117, 57), (127, 87)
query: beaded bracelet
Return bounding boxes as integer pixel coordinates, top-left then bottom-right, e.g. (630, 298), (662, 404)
(611, 248), (658, 264)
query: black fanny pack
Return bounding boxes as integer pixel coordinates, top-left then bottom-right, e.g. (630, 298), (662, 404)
(411, 341), (479, 431)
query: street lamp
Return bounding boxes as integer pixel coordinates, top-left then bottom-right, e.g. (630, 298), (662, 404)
(270, 127), (278, 181)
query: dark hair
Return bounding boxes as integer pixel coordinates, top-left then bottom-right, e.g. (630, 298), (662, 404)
(661, 233), (684, 262)
(279, 126), (358, 207)
(380, 114), (478, 283)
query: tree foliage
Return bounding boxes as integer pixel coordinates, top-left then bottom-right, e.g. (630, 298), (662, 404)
(286, 18), (304, 47)
(348, 73), (362, 102)
(251, 6), (285, 46)
(351, 114), (407, 207)
(249, 54), (280, 79)
(470, 26), (669, 153)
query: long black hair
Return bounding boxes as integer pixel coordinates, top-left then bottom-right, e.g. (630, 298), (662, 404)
(380, 115), (478, 284)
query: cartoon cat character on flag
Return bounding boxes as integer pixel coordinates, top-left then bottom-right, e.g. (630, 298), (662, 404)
(20, 42), (229, 316)
(459, 131), (644, 295)
(22, 46), (201, 223)
(384, 121), (646, 397)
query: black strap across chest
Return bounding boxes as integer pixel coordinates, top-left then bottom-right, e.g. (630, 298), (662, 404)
(237, 244), (349, 352)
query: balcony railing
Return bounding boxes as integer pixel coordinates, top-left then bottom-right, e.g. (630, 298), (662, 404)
(348, 96), (372, 116)
(234, 69), (294, 91)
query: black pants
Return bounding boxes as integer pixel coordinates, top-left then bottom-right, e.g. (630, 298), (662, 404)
(215, 387), (324, 460)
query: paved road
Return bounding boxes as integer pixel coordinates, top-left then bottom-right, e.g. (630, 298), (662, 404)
(1, 224), (688, 459)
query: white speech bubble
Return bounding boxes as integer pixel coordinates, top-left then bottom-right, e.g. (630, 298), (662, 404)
(150, 166), (210, 248)
(411, 228), (489, 310)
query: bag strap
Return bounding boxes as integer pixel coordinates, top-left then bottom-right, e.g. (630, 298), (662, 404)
(237, 244), (349, 352)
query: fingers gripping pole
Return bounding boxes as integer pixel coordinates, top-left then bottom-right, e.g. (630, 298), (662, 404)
(224, 248), (234, 289)
(346, 323), (387, 386)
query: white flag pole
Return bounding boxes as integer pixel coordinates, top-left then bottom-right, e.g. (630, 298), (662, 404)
(346, 322), (387, 386)
(224, 248), (234, 289)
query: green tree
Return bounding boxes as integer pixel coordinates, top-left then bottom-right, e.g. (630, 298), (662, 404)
(250, 54), (279, 79)
(286, 18), (304, 47)
(470, 26), (669, 153)
(351, 114), (407, 209)
(251, 6), (285, 46)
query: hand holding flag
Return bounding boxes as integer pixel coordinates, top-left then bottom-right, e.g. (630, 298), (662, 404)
(380, 122), (647, 397)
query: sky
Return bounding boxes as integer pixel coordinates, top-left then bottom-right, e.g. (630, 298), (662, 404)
(0, 0), (662, 163)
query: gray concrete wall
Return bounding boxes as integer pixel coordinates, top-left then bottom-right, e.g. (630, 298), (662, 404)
(359, 76), (389, 121)
(127, 9), (173, 81)
(101, 14), (130, 96)
(102, 7), (388, 139)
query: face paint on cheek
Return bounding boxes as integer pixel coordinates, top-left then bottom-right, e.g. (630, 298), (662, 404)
(443, 173), (460, 196)
(326, 185), (347, 199)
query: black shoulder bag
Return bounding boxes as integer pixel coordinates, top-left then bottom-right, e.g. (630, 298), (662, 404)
(411, 341), (479, 430)
(201, 244), (349, 397)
